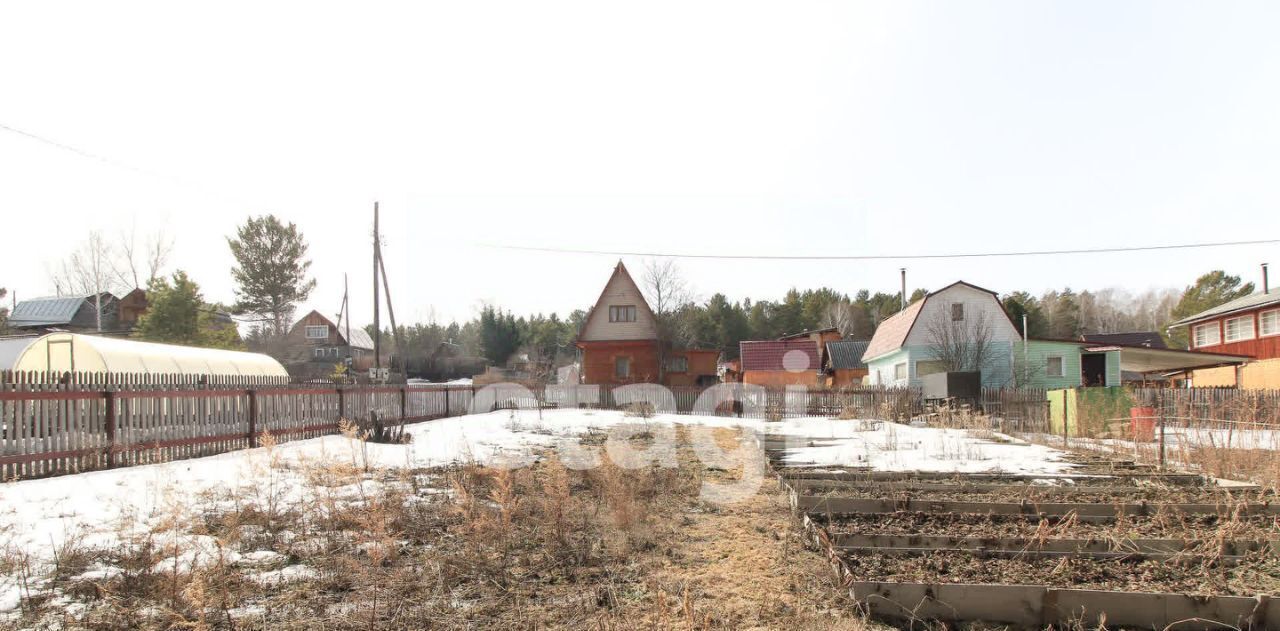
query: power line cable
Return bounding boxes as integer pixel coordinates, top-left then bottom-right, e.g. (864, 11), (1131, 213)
(484, 238), (1280, 261)
(0, 121), (255, 208)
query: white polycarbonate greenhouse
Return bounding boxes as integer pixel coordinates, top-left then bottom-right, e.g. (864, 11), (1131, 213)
(0, 333), (287, 377)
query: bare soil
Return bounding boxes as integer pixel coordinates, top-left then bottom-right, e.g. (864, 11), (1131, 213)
(839, 547), (1280, 595)
(821, 511), (1280, 542)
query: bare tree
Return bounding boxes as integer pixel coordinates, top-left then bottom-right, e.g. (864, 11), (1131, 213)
(924, 307), (996, 375)
(821, 300), (856, 337)
(641, 258), (693, 381)
(118, 224), (174, 289)
(51, 231), (123, 332)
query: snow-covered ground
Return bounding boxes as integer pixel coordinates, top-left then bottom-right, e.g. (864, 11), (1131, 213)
(0, 409), (1073, 614)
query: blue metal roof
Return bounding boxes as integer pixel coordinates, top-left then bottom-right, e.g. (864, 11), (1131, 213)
(8, 295), (90, 327)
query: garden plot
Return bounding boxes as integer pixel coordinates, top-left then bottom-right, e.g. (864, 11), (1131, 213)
(767, 424), (1280, 629)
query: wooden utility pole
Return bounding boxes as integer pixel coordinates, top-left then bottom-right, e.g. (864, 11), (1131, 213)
(373, 202), (381, 372)
(344, 273), (351, 364)
(378, 252), (404, 377)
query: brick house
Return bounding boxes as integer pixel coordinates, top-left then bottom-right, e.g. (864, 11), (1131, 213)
(575, 262), (719, 387)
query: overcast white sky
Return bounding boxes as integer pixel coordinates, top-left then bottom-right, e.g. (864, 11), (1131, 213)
(2, 1), (1278, 328)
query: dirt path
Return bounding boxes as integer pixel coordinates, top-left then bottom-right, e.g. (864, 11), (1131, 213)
(620, 473), (874, 630)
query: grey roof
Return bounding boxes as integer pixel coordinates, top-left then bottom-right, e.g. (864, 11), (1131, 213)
(1169, 291), (1280, 327)
(826, 340), (871, 370)
(1082, 332), (1167, 349)
(343, 327), (376, 351)
(8, 295), (91, 327)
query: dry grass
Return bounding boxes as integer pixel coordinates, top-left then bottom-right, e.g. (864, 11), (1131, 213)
(2, 425), (872, 630)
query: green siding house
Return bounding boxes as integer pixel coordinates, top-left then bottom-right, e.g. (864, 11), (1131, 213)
(863, 281), (1123, 389)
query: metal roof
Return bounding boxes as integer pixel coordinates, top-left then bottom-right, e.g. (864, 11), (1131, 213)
(1169, 292), (1280, 328)
(739, 339), (821, 372)
(1081, 332), (1167, 349)
(344, 327), (376, 351)
(7, 295), (95, 327)
(826, 340), (871, 370)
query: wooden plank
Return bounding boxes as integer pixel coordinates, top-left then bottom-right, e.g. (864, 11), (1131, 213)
(799, 496), (1280, 517)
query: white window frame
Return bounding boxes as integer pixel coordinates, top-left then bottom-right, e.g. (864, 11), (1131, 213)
(893, 362), (908, 380)
(1045, 356), (1064, 378)
(312, 348), (325, 358)
(1224, 315), (1255, 343)
(609, 305), (637, 323)
(666, 356), (688, 373)
(1260, 309), (1280, 337)
(305, 325), (329, 340)
(1192, 322), (1221, 348)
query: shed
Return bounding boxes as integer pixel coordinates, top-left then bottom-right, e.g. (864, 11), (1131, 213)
(1, 333), (287, 377)
(825, 340), (871, 387)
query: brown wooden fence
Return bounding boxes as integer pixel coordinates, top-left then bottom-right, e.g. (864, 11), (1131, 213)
(0, 370), (479, 480)
(1, 370), (1054, 480)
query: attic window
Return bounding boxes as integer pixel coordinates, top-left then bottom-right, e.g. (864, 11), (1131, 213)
(951, 303), (964, 321)
(609, 305), (637, 323)
(305, 325), (329, 339)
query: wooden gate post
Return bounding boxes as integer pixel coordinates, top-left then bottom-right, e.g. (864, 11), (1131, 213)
(1061, 389), (1069, 449)
(247, 389), (259, 447)
(337, 387), (345, 423)
(400, 386), (407, 423)
(444, 387), (450, 418)
(104, 390), (117, 468)
(1157, 390), (1166, 471)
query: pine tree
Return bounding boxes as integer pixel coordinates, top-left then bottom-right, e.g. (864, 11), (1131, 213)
(1165, 271), (1255, 348)
(135, 271), (243, 349)
(227, 215), (317, 335)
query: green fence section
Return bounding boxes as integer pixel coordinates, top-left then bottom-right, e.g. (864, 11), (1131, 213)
(1047, 387), (1135, 437)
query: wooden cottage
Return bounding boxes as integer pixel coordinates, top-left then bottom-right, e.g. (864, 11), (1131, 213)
(575, 262), (719, 387)
(283, 310), (377, 378)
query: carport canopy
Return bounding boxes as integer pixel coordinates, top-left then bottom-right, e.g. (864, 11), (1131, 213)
(1084, 345), (1250, 374)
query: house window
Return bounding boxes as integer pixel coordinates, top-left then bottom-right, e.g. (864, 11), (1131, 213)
(312, 348), (325, 358)
(1224, 315), (1255, 343)
(305, 325), (329, 340)
(951, 303), (965, 322)
(1046, 356), (1064, 378)
(1193, 323), (1221, 348)
(916, 360), (947, 377)
(666, 356), (688, 373)
(615, 356), (631, 379)
(893, 362), (907, 380)
(1262, 310), (1280, 337)
(609, 305), (637, 323)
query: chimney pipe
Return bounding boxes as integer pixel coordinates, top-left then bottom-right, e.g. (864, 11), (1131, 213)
(900, 268), (907, 311)
(1264, 263), (1270, 295)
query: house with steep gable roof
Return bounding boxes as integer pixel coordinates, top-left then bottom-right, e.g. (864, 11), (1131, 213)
(575, 262), (719, 386)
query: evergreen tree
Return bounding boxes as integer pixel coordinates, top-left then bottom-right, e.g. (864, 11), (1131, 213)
(1165, 271), (1255, 348)
(227, 215), (317, 335)
(135, 271), (243, 350)
(479, 305), (522, 365)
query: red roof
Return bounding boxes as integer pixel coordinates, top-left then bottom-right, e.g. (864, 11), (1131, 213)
(739, 339), (821, 372)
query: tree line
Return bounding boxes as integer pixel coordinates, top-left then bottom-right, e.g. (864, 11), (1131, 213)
(19, 218), (1258, 376)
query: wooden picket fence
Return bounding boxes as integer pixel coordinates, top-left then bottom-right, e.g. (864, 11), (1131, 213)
(1, 370), (1056, 480)
(0, 370), (477, 480)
